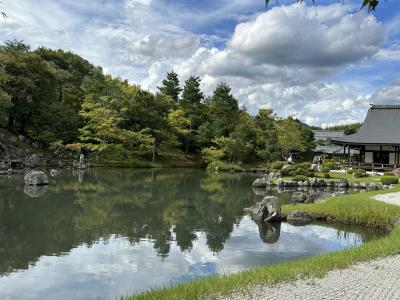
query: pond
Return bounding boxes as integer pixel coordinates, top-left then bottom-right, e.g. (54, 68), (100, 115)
(0, 168), (386, 300)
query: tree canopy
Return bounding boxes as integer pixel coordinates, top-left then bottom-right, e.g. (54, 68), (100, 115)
(0, 40), (316, 165)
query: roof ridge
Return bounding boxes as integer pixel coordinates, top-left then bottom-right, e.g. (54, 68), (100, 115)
(371, 104), (400, 109)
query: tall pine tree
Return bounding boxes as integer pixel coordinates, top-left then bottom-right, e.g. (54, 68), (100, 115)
(158, 71), (182, 104)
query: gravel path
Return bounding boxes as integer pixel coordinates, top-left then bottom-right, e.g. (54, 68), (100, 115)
(374, 192), (400, 206)
(220, 191), (400, 300)
(220, 255), (400, 300)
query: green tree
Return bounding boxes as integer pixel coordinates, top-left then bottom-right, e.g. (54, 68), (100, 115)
(208, 82), (240, 137)
(158, 71), (182, 104)
(0, 68), (11, 126)
(277, 117), (307, 159)
(180, 76), (205, 156)
(254, 108), (280, 162)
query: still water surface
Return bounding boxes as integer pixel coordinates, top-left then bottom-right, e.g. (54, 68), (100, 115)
(0, 168), (385, 299)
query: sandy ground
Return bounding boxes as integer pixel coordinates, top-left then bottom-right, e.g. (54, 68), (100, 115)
(219, 192), (400, 300)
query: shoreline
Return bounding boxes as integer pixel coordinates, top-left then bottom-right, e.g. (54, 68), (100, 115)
(127, 186), (400, 300)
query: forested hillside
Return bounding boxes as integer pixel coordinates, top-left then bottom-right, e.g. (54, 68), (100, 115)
(0, 40), (315, 166)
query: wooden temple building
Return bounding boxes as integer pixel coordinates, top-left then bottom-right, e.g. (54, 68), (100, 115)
(332, 105), (400, 171)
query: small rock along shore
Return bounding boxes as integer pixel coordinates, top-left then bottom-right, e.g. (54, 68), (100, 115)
(220, 192), (400, 300)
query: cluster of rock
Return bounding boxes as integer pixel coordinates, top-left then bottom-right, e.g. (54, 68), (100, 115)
(291, 191), (320, 203)
(244, 196), (315, 226)
(253, 177), (387, 191)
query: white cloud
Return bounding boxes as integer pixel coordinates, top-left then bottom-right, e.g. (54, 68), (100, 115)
(0, 1), (392, 126)
(371, 78), (400, 104)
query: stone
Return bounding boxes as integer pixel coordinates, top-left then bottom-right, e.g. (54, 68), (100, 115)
(268, 172), (282, 179)
(337, 179), (349, 188)
(244, 196), (281, 223)
(24, 171), (48, 186)
(287, 210), (314, 226)
(309, 177), (319, 187)
(50, 169), (59, 177)
(282, 165), (291, 170)
(390, 184), (396, 189)
(24, 153), (40, 168)
(277, 178), (284, 187)
(310, 164), (319, 172)
(252, 177), (271, 188)
(292, 192), (307, 203)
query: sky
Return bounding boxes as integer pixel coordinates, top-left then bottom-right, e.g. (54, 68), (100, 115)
(1, 0), (400, 127)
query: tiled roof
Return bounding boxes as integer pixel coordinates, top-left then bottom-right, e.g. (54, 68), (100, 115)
(332, 105), (400, 145)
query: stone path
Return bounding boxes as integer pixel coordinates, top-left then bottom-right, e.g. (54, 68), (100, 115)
(220, 191), (400, 300)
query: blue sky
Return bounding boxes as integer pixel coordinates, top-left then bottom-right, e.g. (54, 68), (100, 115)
(1, 0), (400, 126)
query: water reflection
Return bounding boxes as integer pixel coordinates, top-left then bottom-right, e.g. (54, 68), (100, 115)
(0, 169), (387, 300)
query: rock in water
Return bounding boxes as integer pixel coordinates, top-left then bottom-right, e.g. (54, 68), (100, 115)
(24, 171), (48, 186)
(50, 169), (59, 177)
(252, 177), (271, 188)
(244, 196), (281, 222)
(287, 211), (314, 226)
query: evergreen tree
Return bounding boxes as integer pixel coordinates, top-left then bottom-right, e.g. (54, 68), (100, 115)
(158, 71), (182, 104)
(208, 82), (240, 137)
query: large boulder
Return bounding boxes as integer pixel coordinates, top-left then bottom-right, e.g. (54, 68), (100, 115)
(244, 196), (281, 222)
(287, 211), (314, 226)
(24, 171), (48, 186)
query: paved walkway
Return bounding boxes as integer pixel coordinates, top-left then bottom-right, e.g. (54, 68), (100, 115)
(220, 192), (400, 300)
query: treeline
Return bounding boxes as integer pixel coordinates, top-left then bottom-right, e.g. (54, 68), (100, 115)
(0, 40), (314, 164)
(324, 123), (363, 135)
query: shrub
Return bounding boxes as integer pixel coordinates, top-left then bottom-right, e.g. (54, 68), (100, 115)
(352, 170), (368, 178)
(296, 162), (311, 169)
(347, 169), (355, 174)
(381, 176), (399, 185)
(321, 173), (330, 179)
(323, 162), (335, 170)
(269, 161), (286, 170)
(384, 171), (394, 176)
(320, 167), (330, 174)
(281, 165), (296, 176)
(206, 160), (242, 172)
(294, 167), (307, 176)
(294, 175), (309, 182)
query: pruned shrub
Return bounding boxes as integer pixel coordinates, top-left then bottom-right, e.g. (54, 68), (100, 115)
(269, 161), (286, 171)
(384, 171), (394, 176)
(294, 175), (309, 182)
(320, 167), (330, 174)
(380, 176), (399, 185)
(352, 170), (368, 178)
(347, 169), (355, 174)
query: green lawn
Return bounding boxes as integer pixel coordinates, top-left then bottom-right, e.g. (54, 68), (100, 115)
(125, 185), (400, 300)
(328, 171), (384, 183)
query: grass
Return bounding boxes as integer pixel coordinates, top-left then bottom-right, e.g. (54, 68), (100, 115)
(328, 171), (384, 183)
(124, 185), (400, 300)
